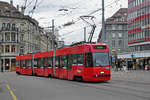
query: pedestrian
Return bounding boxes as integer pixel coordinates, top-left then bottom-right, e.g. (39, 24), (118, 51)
(118, 61), (121, 71)
(116, 62), (118, 71)
(1, 66), (3, 72)
(145, 65), (150, 71)
(123, 63), (128, 72)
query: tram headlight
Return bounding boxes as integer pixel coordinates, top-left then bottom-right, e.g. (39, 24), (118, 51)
(100, 71), (104, 74)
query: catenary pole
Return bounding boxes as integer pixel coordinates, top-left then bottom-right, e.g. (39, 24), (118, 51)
(52, 19), (55, 77)
(102, 0), (105, 42)
(84, 27), (86, 42)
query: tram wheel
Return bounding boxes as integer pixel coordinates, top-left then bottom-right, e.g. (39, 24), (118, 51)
(48, 74), (51, 77)
(74, 76), (83, 82)
(16, 72), (20, 75)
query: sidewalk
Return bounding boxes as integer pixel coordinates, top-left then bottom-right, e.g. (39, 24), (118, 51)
(111, 69), (150, 83)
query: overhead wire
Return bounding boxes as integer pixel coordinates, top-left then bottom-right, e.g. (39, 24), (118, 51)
(24, 0), (28, 9)
(73, 0), (121, 23)
(60, 21), (102, 37)
(28, 0), (122, 40)
(60, 0), (122, 39)
(22, 0), (28, 13)
(26, 0), (35, 8)
(28, 0), (38, 16)
(36, 0), (45, 8)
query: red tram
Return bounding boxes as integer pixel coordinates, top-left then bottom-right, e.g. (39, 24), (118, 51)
(16, 43), (111, 82)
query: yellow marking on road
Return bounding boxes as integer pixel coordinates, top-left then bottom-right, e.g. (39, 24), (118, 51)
(6, 84), (18, 100)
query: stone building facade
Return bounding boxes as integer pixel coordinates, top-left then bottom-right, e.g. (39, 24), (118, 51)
(97, 8), (128, 55)
(0, 1), (49, 71)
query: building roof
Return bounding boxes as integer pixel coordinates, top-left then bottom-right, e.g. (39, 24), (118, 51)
(0, 1), (23, 17)
(0, 1), (16, 10)
(0, 1), (39, 26)
(106, 8), (128, 24)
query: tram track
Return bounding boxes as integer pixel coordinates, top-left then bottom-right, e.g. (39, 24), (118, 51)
(66, 81), (150, 100)
(30, 75), (150, 100)
(2, 72), (150, 100)
(36, 76), (150, 100)
(15, 73), (150, 100)
(111, 79), (150, 86)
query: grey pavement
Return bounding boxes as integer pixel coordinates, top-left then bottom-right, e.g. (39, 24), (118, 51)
(111, 70), (150, 82)
(0, 70), (150, 100)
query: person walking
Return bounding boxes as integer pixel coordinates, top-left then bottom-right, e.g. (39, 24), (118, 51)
(123, 62), (128, 72)
(1, 66), (3, 72)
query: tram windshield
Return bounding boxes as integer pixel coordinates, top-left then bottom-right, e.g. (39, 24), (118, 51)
(85, 52), (109, 67)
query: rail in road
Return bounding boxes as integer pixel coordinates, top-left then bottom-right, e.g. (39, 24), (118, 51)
(0, 71), (150, 100)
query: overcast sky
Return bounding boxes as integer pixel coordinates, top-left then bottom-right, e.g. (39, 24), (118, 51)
(2, 0), (128, 45)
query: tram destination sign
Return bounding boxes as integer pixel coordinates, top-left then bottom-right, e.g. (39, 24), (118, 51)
(94, 46), (106, 49)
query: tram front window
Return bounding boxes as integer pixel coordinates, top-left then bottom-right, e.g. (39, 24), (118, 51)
(92, 52), (109, 67)
(85, 52), (109, 67)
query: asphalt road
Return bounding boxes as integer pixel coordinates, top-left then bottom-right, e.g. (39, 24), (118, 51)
(0, 70), (150, 100)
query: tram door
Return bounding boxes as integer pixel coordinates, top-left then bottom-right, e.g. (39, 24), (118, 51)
(67, 55), (72, 80)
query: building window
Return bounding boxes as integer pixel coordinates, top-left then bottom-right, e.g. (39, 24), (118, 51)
(11, 45), (16, 53)
(12, 24), (16, 31)
(5, 45), (10, 53)
(11, 32), (16, 42)
(20, 34), (24, 41)
(0, 33), (3, 42)
(112, 33), (115, 38)
(118, 25), (122, 30)
(112, 25), (116, 30)
(0, 45), (4, 53)
(5, 32), (10, 42)
(118, 40), (123, 47)
(2, 23), (6, 30)
(118, 33), (122, 38)
(112, 40), (115, 47)
(6, 23), (10, 30)
(106, 25), (112, 30)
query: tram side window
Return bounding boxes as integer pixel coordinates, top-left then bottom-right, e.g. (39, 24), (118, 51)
(25, 60), (28, 68)
(72, 54), (77, 66)
(20, 60), (23, 67)
(85, 53), (93, 67)
(34, 59), (38, 67)
(55, 56), (60, 68)
(22, 60), (26, 67)
(37, 58), (41, 68)
(16, 61), (20, 66)
(28, 59), (32, 67)
(43, 58), (48, 67)
(40, 58), (43, 67)
(61, 55), (67, 68)
(48, 57), (53, 67)
(77, 54), (83, 66)
(68, 55), (72, 69)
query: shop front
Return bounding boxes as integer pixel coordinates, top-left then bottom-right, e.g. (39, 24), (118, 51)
(118, 51), (150, 70)
(0, 57), (16, 72)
